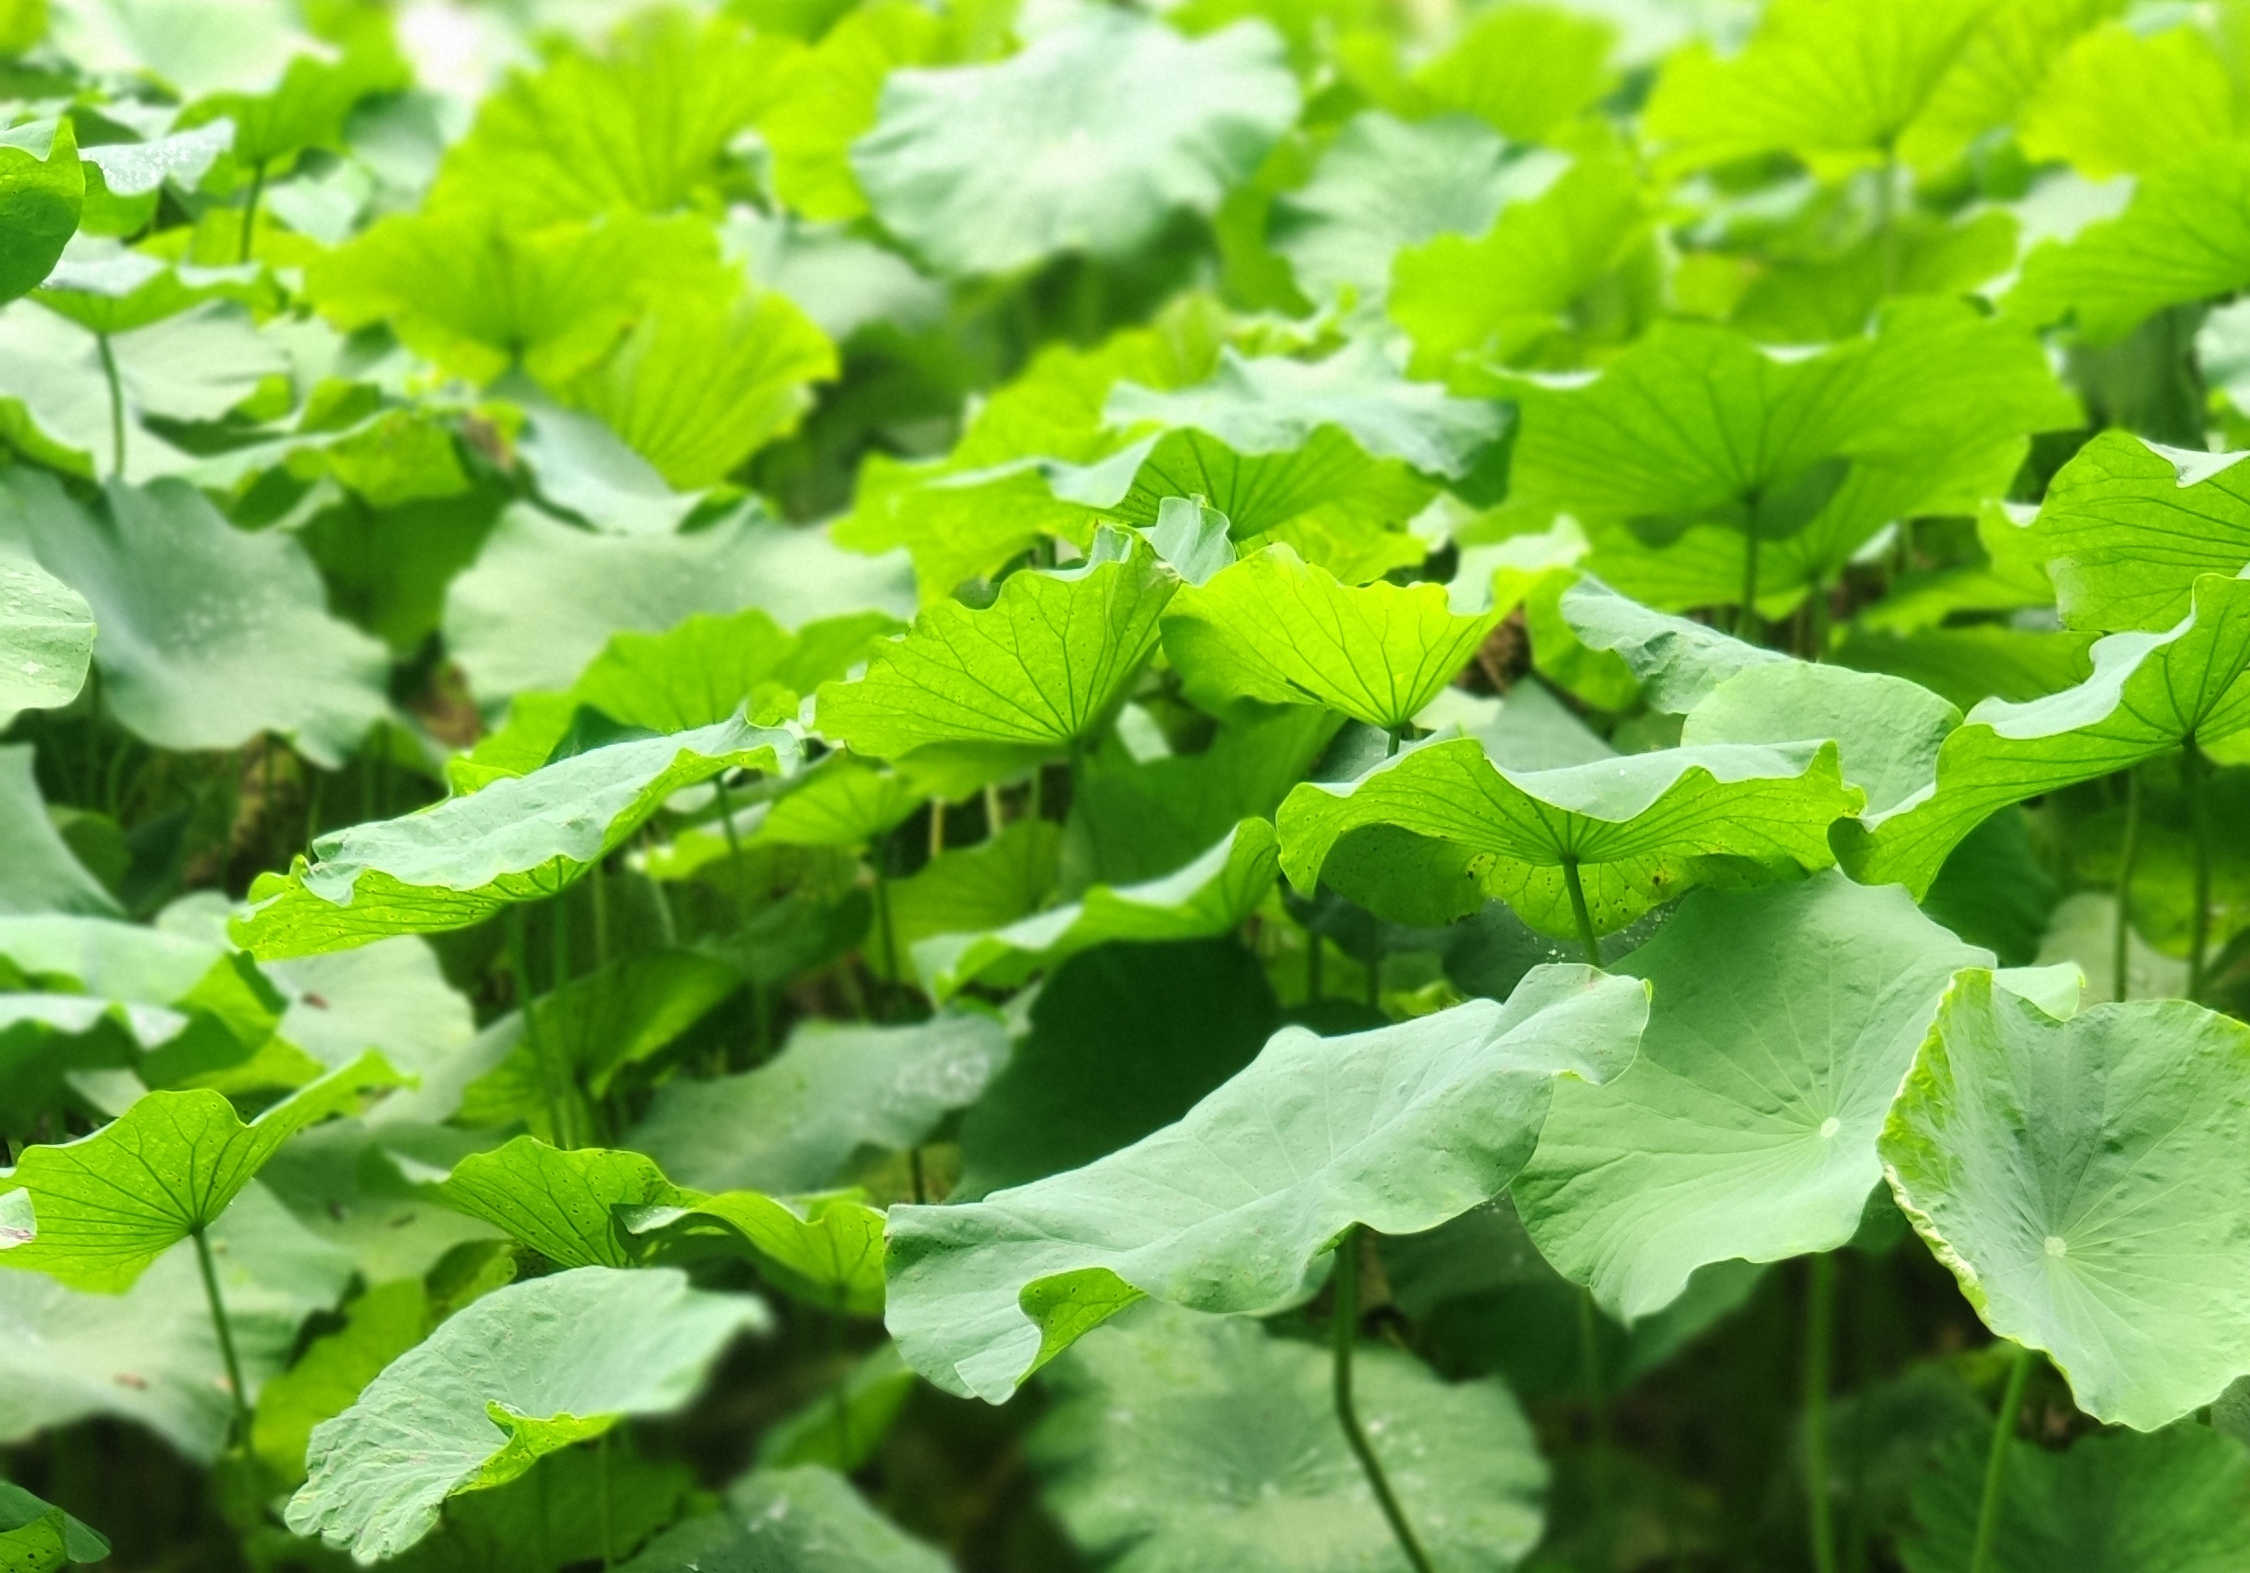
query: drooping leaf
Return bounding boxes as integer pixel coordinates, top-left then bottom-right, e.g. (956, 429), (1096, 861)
(0, 1051), (401, 1292)
(851, 10), (1298, 276)
(884, 965), (1647, 1401)
(617, 1466), (950, 1573)
(284, 1266), (769, 1562)
(1880, 972), (2250, 1430)
(0, 1477), (107, 1569)
(0, 553), (93, 713)
(0, 118), (79, 306)
(235, 716), (798, 958)
(0, 747), (118, 917)
(1513, 875), (1983, 1319)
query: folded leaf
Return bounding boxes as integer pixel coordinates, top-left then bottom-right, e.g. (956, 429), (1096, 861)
(0, 1478), (107, 1568)
(2019, 432), (2250, 631)
(884, 965), (1648, 1401)
(0, 118), (80, 305)
(0, 554), (92, 713)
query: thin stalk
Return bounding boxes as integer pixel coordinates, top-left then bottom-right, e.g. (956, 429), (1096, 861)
(190, 1227), (254, 1446)
(1804, 1253), (1839, 1573)
(597, 1431), (615, 1571)
(984, 781), (1005, 836)
(1577, 1285), (1610, 1514)
(1364, 944), (1381, 1011)
(239, 160), (266, 263)
(712, 773), (746, 864)
(1561, 856), (1601, 967)
(95, 332), (125, 478)
(929, 799), (947, 859)
(1028, 764), (1045, 821)
(1736, 530), (1762, 641)
(2113, 770), (2142, 1002)
(1873, 147), (1900, 296)
(872, 862), (899, 994)
(908, 1145), (928, 1205)
(1386, 726), (1404, 759)
(2185, 740), (2212, 1001)
(1331, 1225), (1436, 1573)
(1970, 1345), (2036, 1573)
(591, 858), (610, 969)
(642, 830), (678, 948)
(511, 907), (573, 1148)
(828, 1310), (854, 1464)
(1307, 932), (1325, 1003)
(1807, 579), (1831, 663)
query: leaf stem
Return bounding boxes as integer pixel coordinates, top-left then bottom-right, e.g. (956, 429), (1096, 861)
(1386, 726), (1403, 759)
(1577, 1284), (1610, 1515)
(872, 860), (899, 1000)
(1561, 856), (1601, 967)
(2185, 739), (2212, 1001)
(1804, 1253), (1838, 1573)
(95, 331), (125, 479)
(597, 1430), (615, 1571)
(1970, 1344), (2035, 1573)
(2113, 769), (2142, 1002)
(512, 906), (573, 1148)
(1736, 530), (1761, 641)
(1331, 1225), (1435, 1573)
(239, 160), (266, 264)
(190, 1226), (253, 1446)
(712, 773), (746, 864)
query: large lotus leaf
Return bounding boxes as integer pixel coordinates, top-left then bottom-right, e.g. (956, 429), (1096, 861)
(1396, 1), (1616, 142)
(75, 121), (232, 235)
(1881, 972), (2250, 1430)
(0, 1183), (353, 1462)
(625, 1189), (887, 1317)
(2015, 20), (2241, 180)
(0, 748), (117, 917)
(631, 1012), (1010, 1195)
(913, 820), (1278, 1002)
(0, 1053), (399, 1292)
(647, 755), (919, 879)
(884, 964), (1648, 1401)
(427, 11), (797, 229)
(1641, 0), (2003, 176)
(1899, 1425), (2250, 1573)
(1892, 0), (2122, 171)
(555, 284), (836, 490)
(0, 1479), (107, 1568)
(759, 0), (958, 222)
(251, 1277), (431, 1488)
(0, 118), (79, 305)
(2019, 432), (2250, 632)
(1390, 150), (1653, 381)
(1836, 571), (2250, 897)
(234, 716), (798, 958)
(33, 236), (269, 337)
(284, 1266), (769, 1562)
(303, 208), (734, 387)
(2008, 141), (2250, 345)
(1032, 1305), (1545, 1573)
(444, 503), (912, 702)
(0, 554), (92, 713)
(813, 532), (1176, 771)
(619, 1466), (949, 1573)
(871, 820), (1059, 985)
(851, 11), (1298, 276)
(1161, 544), (1499, 730)
(1513, 875), (1983, 1320)
(1277, 735), (1859, 941)
(1267, 112), (1525, 306)
(0, 473), (388, 765)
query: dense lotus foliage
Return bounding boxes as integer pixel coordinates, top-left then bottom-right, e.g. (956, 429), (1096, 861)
(8, 0), (2250, 1569)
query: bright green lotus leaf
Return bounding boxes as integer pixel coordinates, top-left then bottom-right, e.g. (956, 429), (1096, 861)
(647, 756), (918, 881)
(284, 1266), (769, 1563)
(234, 716), (798, 958)
(851, 10), (1298, 276)
(0, 1182), (352, 1462)
(0, 118), (79, 306)
(913, 819), (1278, 1001)
(1277, 735), (1860, 942)
(1899, 1425), (2250, 1573)
(814, 532), (1177, 771)
(2008, 141), (2250, 345)
(1031, 1305), (1546, 1573)
(1557, 577), (1783, 714)
(1641, 0), (2002, 176)
(32, 237), (270, 336)
(1880, 972), (2250, 1430)
(1267, 112), (1528, 305)
(427, 10), (797, 229)
(868, 820), (1059, 984)
(554, 284), (836, 490)
(0, 747), (117, 918)
(0, 1478), (107, 1569)
(884, 964), (1648, 1401)
(0, 1051), (402, 1292)
(1513, 875), (1984, 1320)
(0, 473), (389, 765)
(759, 0), (959, 221)
(625, 1190), (887, 1317)
(303, 208), (734, 387)
(1394, 1), (1615, 142)
(2016, 20), (2242, 180)
(251, 1277), (431, 1488)
(619, 1467), (949, 1573)
(1836, 572), (2250, 897)
(444, 503), (912, 702)
(1893, 0), (2122, 171)
(1161, 545), (1499, 730)
(632, 1011), (1010, 1195)
(0, 553), (92, 713)
(1389, 150), (1654, 382)
(2018, 432), (2250, 632)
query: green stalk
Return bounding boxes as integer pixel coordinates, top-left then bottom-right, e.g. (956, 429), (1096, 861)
(711, 773), (746, 864)
(239, 160), (266, 263)
(1364, 943), (1381, 1011)
(591, 857), (610, 969)
(1331, 1225), (1435, 1573)
(2113, 769), (2142, 1003)
(597, 1431), (615, 1571)
(1873, 147), (1901, 296)
(2185, 740), (2212, 1001)
(95, 332), (125, 479)
(190, 1227), (254, 1446)
(1307, 931), (1325, 1003)
(1561, 856), (1601, 967)
(511, 907), (573, 1148)
(1804, 1253), (1838, 1573)
(872, 861), (899, 997)
(1577, 1285), (1610, 1513)
(1970, 1345), (2036, 1573)
(1736, 529), (1762, 641)
(1386, 726), (1404, 759)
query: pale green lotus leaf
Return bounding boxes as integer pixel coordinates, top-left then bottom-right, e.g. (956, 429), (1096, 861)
(885, 965), (1647, 1401)
(1277, 734), (1860, 941)
(618, 1466), (949, 1573)
(2017, 432), (2250, 632)
(234, 716), (798, 958)
(1162, 545), (1499, 730)
(0, 553), (92, 713)
(1514, 875), (1983, 1320)
(31, 237), (269, 336)
(1880, 972), (2250, 1430)
(1032, 1305), (1545, 1573)
(851, 10), (1298, 276)
(284, 1266), (769, 1562)
(0, 748), (117, 917)
(250, 1277), (430, 1488)
(0, 1051), (402, 1292)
